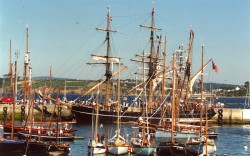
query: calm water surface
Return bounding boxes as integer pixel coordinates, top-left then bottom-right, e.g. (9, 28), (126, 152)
(67, 123), (250, 156)
(65, 96), (250, 156)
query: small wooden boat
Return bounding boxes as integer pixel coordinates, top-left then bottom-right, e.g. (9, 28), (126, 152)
(47, 142), (70, 155)
(18, 132), (75, 141)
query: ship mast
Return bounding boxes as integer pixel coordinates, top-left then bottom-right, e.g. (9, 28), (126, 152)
(161, 36), (167, 117)
(87, 6), (117, 111)
(171, 53), (176, 143)
(50, 66), (52, 94)
(23, 26), (29, 103)
(14, 50), (20, 102)
(104, 6), (112, 110)
(180, 29), (194, 104)
(9, 39), (14, 140)
(139, 2), (161, 111)
(200, 44), (208, 155)
(9, 39), (13, 99)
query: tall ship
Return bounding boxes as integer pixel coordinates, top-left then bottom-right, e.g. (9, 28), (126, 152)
(71, 4), (216, 124)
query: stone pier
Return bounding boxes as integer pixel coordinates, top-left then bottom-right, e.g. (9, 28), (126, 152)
(210, 108), (250, 124)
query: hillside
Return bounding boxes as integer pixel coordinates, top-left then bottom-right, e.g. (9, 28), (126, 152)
(0, 77), (244, 97)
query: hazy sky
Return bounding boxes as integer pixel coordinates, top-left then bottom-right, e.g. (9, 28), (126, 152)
(1, 0), (249, 85)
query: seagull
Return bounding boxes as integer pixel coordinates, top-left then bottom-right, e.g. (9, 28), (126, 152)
(244, 145), (248, 151)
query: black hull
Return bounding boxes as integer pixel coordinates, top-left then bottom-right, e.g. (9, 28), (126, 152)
(157, 142), (196, 156)
(18, 133), (75, 142)
(25, 141), (48, 155)
(0, 140), (25, 156)
(72, 105), (216, 124)
(0, 140), (48, 156)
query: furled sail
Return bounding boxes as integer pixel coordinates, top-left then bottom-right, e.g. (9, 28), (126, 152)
(91, 54), (120, 63)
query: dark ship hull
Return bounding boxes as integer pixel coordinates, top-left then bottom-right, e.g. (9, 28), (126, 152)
(0, 139), (25, 156)
(156, 142), (197, 156)
(72, 105), (216, 124)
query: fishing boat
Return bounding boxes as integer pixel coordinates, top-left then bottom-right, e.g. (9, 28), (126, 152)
(186, 45), (217, 155)
(1, 36), (48, 156)
(107, 63), (130, 155)
(3, 120), (76, 134)
(0, 125), (25, 156)
(107, 56), (129, 155)
(131, 119), (155, 155)
(156, 52), (193, 156)
(87, 85), (106, 154)
(130, 4), (161, 155)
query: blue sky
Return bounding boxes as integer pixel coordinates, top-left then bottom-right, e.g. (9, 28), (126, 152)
(0, 0), (249, 85)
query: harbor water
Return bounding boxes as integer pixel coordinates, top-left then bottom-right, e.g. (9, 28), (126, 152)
(4, 95), (249, 155)
(69, 124), (250, 156)
(67, 96), (250, 156)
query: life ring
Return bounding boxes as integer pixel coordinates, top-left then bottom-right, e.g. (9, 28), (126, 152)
(3, 107), (7, 111)
(218, 109), (223, 114)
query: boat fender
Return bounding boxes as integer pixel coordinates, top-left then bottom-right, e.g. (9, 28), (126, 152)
(128, 146), (131, 151)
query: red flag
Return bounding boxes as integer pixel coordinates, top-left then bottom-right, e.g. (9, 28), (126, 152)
(191, 29), (194, 37)
(26, 82), (29, 91)
(212, 61), (219, 72)
(109, 16), (112, 21)
(152, 6), (155, 14)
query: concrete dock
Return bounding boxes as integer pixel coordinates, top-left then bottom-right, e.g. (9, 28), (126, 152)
(210, 108), (250, 124)
(0, 104), (72, 121)
(1, 104), (250, 124)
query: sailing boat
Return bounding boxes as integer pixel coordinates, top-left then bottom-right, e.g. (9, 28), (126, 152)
(130, 50), (155, 155)
(0, 39), (26, 156)
(156, 54), (190, 156)
(88, 86), (106, 154)
(130, 6), (163, 151)
(71, 1), (216, 125)
(71, 3), (132, 123)
(107, 60), (130, 155)
(0, 126), (25, 156)
(19, 85), (75, 142)
(186, 45), (217, 155)
(130, 87), (155, 155)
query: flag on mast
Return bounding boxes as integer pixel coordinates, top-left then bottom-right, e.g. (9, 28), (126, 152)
(212, 61), (219, 72)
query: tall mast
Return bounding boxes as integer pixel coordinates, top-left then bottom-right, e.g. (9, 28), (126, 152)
(142, 50), (146, 139)
(9, 39), (13, 98)
(14, 50), (20, 102)
(117, 62), (121, 139)
(171, 53), (176, 143)
(104, 6), (112, 111)
(201, 45), (208, 155)
(87, 6), (117, 111)
(94, 86), (100, 142)
(183, 29), (194, 104)
(23, 26), (29, 103)
(10, 39), (14, 140)
(50, 66), (52, 94)
(161, 36), (167, 117)
(140, 2), (161, 111)
(200, 45), (204, 137)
